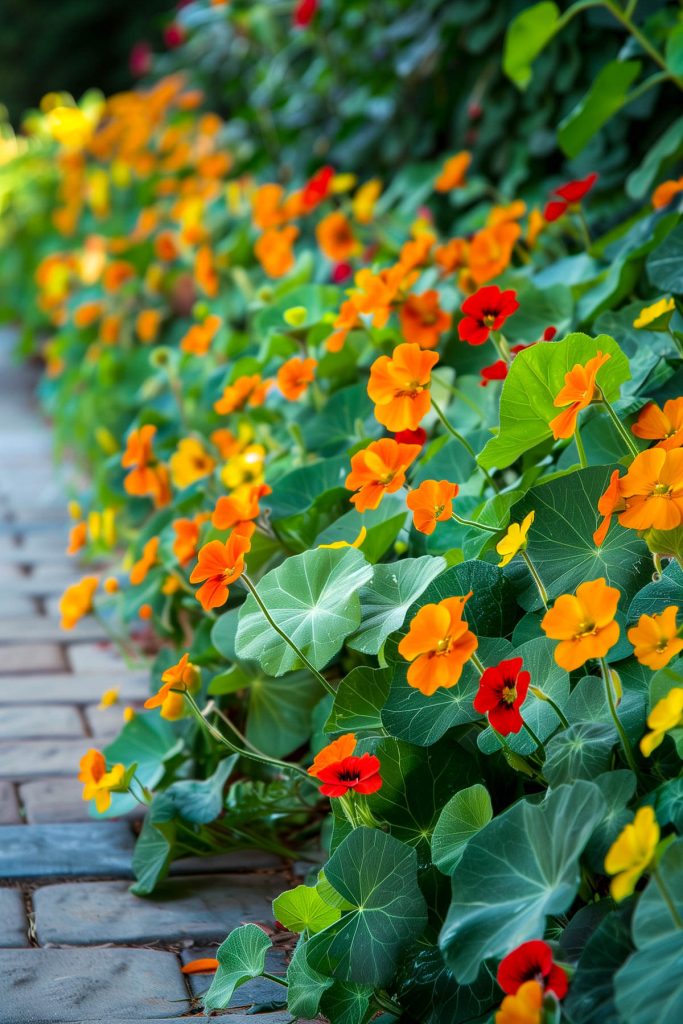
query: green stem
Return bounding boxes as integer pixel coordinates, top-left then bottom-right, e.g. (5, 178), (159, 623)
(652, 864), (683, 929)
(625, 70), (670, 105)
(602, 0), (683, 89)
(470, 651), (486, 676)
(451, 511), (501, 535)
(600, 658), (638, 774)
(431, 396), (499, 492)
(523, 721), (546, 756)
(520, 550), (549, 610)
(600, 396), (640, 459)
(576, 207), (593, 253)
(240, 573), (335, 697)
(182, 691), (312, 781)
(262, 972), (288, 988)
(532, 689), (570, 729)
(490, 331), (511, 363)
(575, 424), (588, 469)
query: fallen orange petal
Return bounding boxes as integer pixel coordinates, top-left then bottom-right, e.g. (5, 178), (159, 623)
(181, 957), (219, 974)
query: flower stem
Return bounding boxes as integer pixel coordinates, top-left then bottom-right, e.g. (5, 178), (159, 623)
(576, 207), (593, 253)
(531, 688), (570, 729)
(431, 396), (499, 492)
(520, 551), (549, 610)
(600, 396), (640, 459)
(451, 511), (501, 535)
(523, 721), (546, 756)
(602, 0), (683, 90)
(653, 864), (683, 929)
(600, 658), (638, 774)
(470, 651), (486, 676)
(240, 573), (335, 697)
(575, 424), (588, 469)
(262, 972), (288, 988)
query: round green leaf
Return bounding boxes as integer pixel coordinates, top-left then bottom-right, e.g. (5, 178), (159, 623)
(432, 784), (493, 875)
(204, 923), (272, 1011)
(274, 884), (341, 934)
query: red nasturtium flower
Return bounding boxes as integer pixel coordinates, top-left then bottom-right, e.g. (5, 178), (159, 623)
(394, 427), (427, 447)
(308, 734), (357, 777)
(497, 939), (568, 999)
(367, 343), (439, 431)
(618, 448), (683, 531)
(406, 479), (459, 535)
(317, 754), (383, 798)
(544, 172), (598, 222)
(190, 531), (252, 610)
(398, 594), (478, 695)
(473, 657), (531, 734)
(457, 286), (519, 346)
(548, 351), (611, 439)
(541, 577), (620, 671)
(632, 398), (683, 451)
(346, 438), (421, 512)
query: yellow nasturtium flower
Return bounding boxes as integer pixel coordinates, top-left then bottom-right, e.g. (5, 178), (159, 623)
(604, 806), (659, 901)
(640, 687), (683, 757)
(633, 297), (675, 329)
(496, 511), (535, 567)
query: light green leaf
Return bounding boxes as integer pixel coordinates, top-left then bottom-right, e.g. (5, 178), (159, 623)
(558, 60), (641, 158)
(325, 665), (391, 734)
(666, 24), (683, 77)
(503, 1), (560, 89)
(307, 827), (427, 986)
(348, 555), (446, 654)
(440, 782), (606, 983)
(432, 784), (493, 875)
(274, 884), (341, 934)
(286, 941), (334, 1019)
(479, 334), (631, 471)
(236, 547), (373, 675)
(204, 923), (272, 1011)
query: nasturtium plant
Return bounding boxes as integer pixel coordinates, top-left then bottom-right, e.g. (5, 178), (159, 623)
(9, 1), (683, 1019)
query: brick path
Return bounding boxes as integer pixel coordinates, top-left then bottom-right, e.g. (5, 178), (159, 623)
(0, 331), (297, 1023)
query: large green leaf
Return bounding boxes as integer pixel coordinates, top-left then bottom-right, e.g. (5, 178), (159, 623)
(615, 840), (683, 1024)
(307, 827), (428, 986)
(314, 495), (407, 564)
(347, 555), (446, 654)
(542, 723), (615, 786)
(266, 455), (349, 520)
(558, 60), (641, 158)
(286, 941), (334, 1019)
(628, 562), (683, 621)
(204, 923), (272, 1011)
(564, 907), (634, 1024)
(161, 757), (236, 824)
(479, 334), (631, 471)
(236, 547), (373, 674)
(398, 947), (499, 1024)
(511, 466), (651, 611)
(432, 784), (493, 875)
(274, 884), (341, 934)
(440, 782), (606, 983)
(503, 1), (560, 89)
(130, 794), (177, 896)
(647, 222), (683, 293)
(246, 670), (323, 757)
(320, 982), (374, 1024)
(325, 665), (391, 734)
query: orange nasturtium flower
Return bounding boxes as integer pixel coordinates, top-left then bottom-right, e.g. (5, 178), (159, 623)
(495, 979), (543, 1024)
(627, 606), (683, 670)
(406, 480), (459, 535)
(180, 314), (222, 356)
(640, 687), (683, 756)
(467, 221), (520, 286)
(73, 300), (104, 328)
(130, 536), (159, 586)
(121, 424), (170, 507)
(593, 469), (625, 546)
(346, 438), (422, 512)
(399, 291), (452, 349)
(169, 437), (216, 489)
(434, 151), (471, 192)
(277, 356), (317, 400)
(214, 374), (271, 415)
(398, 594), (478, 696)
(254, 225), (299, 278)
(632, 398), (683, 451)
(212, 483), (271, 532)
(194, 245), (219, 296)
(67, 520), (87, 555)
(79, 748), (126, 813)
(308, 733), (357, 777)
(135, 309), (163, 344)
(548, 351), (611, 439)
(190, 531), (252, 610)
(368, 342), (439, 431)
(541, 577), (620, 671)
(144, 653), (201, 720)
(172, 517), (202, 565)
(496, 511), (535, 568)
(316, 211), (358, 261)
(605, 806), (660, 902)
(618, 448), (683, 531)
(59, 575), (99, 630)
(652, 175), (683, 210)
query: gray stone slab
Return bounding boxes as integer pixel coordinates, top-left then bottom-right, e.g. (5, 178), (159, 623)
(0, 738), (92, 779)
(0, 781), (20, 823)
(0, 672), (150, 705)
(181, 946), (286, 1002)
(170, 850), (283, 875)
(0, 705), (84, 739)
(84, 702), (128, 737)
(0, 822), (134, 878)
(0, 644), (66, 674)
(65, 641), (132, 673)
(0, 615), (107, 643)
(34, 873), (285, 944)
(0, 595), (32, 616)
(0, 948), (190, 1022)
(0, 888), (28, 946)
(19, 779), (92, 824)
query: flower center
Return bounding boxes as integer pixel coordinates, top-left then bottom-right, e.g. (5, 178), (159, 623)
(433, 503), (445, 519)
(338, 769), (361, 783)
(653, 483), (671, 496)
(501, 684), (517, 705)
(657, 637), (670, 652)
(576, 619), (596, 638)
(482, 311), (498, 327)
(435, 635), (452, 655)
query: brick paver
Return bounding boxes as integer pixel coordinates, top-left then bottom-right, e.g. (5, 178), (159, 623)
(0, 331), (296, 1021)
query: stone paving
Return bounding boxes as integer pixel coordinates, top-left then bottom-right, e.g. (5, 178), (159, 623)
(0, 331), (304, 1023)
